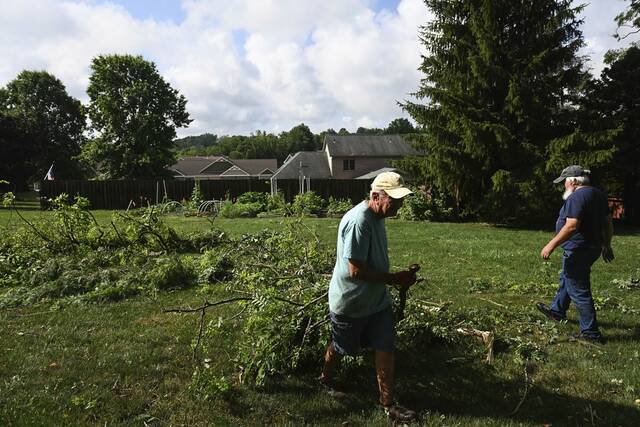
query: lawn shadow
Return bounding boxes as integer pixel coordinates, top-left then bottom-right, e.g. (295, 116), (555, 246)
(221, 337), (639, 425)
(393, 341), (640, 425)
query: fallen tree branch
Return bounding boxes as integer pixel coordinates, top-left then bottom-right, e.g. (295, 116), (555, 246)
(164, 297), (253, 361)
(12, 205), (52, 244)
(456, 327), (495, 363)
(508, 364), (530, 416)
(476, 296), (507, 308)
(297, 292), (329, 313)
(163, 297), (252, 314)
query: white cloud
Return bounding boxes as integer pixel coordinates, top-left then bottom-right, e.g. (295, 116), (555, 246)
(577, 0), (640, 76)
(0, 0), (637, 137)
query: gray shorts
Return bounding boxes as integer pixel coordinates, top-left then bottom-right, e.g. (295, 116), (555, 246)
(330, 305), (395, 356)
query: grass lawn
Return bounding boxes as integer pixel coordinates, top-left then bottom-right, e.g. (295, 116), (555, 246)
(1, 210), (639, 426)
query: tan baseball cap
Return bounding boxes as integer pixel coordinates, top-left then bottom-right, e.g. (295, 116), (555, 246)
(371, 171), (413, 199)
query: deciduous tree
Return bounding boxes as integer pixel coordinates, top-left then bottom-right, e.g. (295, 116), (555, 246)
(82, 54), (191, 179)
(0, 71), (86, 188)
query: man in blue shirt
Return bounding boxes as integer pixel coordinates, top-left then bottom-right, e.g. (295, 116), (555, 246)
(319, 171), (419, 423)
(536, 165), (614, 342)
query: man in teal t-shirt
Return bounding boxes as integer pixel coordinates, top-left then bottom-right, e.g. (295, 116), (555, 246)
(319, 171), (419, 423)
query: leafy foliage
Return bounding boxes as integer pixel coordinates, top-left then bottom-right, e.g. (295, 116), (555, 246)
(549, 45), (640, 224)
(0, 195), (223, 306)
(291, 191), (325, 216)
(325, 197), (353, 216)
(397, 187), (455, 222)
(0, 70), (85, 189)
(615, 0), (640, 40)
(402, 0), (588, 224)
(81, 54), (191, 179)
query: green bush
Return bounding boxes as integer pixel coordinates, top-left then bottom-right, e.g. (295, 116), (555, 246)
(291, 191), (325, 216)
(326, 197), (353, 216)
(218, 201), (263, 218)
(266, 192), (288, 213)
(236, 192), (269, 212)
(397, 187), (455, 221)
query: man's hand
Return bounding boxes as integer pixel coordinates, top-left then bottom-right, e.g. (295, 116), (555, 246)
(393, 270), (417, 289)
(540, 242), (556, 260)
(602, 245), (614, 263)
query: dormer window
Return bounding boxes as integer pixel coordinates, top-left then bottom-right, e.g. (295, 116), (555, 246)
(343, 159), (355, 171)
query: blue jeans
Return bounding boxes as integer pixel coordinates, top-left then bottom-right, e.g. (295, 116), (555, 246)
(550, 248), (602, 338)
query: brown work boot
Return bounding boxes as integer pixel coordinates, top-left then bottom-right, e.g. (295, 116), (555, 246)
(317, 375), (348, 398)
(383, 403), (417, 423)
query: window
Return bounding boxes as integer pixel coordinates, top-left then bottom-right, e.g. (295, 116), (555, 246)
(343, 159), (355, 171)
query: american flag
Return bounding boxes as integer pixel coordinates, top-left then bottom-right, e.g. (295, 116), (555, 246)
(44, 163), (55, 181)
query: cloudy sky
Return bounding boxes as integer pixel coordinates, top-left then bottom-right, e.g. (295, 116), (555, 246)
(1, 0), (638, 137)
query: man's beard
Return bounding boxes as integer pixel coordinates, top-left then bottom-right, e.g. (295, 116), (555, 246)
(562, 188), (574, 200)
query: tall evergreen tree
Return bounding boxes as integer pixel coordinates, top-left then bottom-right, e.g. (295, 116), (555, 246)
(549, 46), (640, 224)
(402, 0), (588, 222)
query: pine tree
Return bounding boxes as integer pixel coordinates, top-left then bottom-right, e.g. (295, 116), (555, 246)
(549, 46), (640, 224)
(402, 0), (588, 222)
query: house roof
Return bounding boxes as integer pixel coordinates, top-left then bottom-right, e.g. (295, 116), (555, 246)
(323, 134), (419, 157)
(170, 156), (277, 178)
(355, 167), (407, 180)
(231, 159), (278, 175)
(271, 151), (331, 180)
(170, 156), (227, 176)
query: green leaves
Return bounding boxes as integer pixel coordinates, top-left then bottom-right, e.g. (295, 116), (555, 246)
(0, 70), (85, 188)
(83, 54), (192, 179)
(402, 0), (589, 223)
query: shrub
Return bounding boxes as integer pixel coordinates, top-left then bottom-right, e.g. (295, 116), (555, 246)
(326, 197), (353, 216)
(291, 191), (325, 216)
(266, 192), (288, 213)
(218, 201), (263, 218)
(397, 187), (455, 221)
(236, 192), (269, 212)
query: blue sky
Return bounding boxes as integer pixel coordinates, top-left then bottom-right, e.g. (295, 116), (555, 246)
(1, 0), (638, 137)
(100, 0), (402, 25)
(95, 0), (187, 23)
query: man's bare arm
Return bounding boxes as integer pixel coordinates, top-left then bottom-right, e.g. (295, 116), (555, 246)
(348, 259), (415, 287)
(541, 217), (579, 260)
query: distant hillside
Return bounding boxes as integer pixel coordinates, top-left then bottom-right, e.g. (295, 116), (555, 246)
(173, 133), (218, 150)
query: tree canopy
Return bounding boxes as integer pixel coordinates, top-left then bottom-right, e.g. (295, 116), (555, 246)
(81, 54), (191, 179)
(402, 0), (588, 223)
(615, 0), (640, 40)
(0, 70), (85, 189)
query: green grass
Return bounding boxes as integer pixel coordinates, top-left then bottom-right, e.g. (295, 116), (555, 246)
(1, 210), (639, 425)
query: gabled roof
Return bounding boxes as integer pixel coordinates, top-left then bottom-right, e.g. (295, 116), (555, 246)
(170, 156), (277, 178)
(271, 151), (331, 180)
(200, 158), (234, 174)
(232, 159), (278, 175)
(323, 134), (419, 157)
(220, 166), (249, 176)
(355, 167), (407, 180)
(170, 156), (226, 176)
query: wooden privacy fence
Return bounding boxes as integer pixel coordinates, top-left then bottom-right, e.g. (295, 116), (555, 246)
(40, 179), (372, 210)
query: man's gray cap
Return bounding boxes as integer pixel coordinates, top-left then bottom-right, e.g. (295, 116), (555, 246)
(553, 165), (591, 184)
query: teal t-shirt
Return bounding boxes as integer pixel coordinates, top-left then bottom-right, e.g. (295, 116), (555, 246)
(328, 201), (391, 318)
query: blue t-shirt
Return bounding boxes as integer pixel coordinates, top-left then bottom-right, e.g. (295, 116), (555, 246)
(328, 201), (391, 318)
(556, 186), (609, 250)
